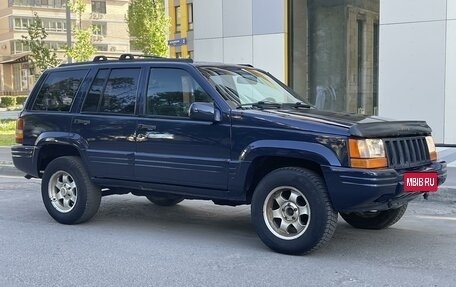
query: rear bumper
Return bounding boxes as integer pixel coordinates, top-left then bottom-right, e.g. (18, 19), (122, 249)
(322, 161), (447, 212)
(11, 145), (40, 177)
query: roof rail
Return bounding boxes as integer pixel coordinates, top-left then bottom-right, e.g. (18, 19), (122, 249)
(61, 54), (194, 67)
(93, 55), (118, 62)
(117, 53), (193, 63)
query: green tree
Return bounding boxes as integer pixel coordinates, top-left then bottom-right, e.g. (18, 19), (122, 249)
(20, 12), (59, 76)
(65, 0), (96, 62)
(126, 0), (169, 57)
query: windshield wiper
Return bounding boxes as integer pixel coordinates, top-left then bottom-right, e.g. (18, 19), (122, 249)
(237, 101), (282, 109)
(281, 102), (313, 109)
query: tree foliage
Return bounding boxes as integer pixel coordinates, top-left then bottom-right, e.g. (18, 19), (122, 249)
(65, 0), (96, 62)
(126, 0), (169, 57)
(20, 12), (59, 75)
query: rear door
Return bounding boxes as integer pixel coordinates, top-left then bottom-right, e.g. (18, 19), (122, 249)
(72, 66), (143, 180)
(135, 66), (231, 190)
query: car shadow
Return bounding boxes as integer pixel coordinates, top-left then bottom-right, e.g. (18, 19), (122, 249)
(74, 194), (453, 257)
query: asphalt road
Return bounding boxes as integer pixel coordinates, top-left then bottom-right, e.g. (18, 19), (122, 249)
(0, 147), (11, 163)
(1, 175), (456, 287)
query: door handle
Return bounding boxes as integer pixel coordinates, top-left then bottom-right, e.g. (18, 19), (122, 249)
(73, 119), (91, 126)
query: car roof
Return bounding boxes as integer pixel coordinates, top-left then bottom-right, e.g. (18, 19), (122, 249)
(56, 54), (251, 70)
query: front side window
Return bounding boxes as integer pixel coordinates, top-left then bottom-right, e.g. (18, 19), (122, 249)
(146, 68), (212, 117)
(198, 67), (306, 108)
(32, 69), (88, 112)
(83, 68), (140, 114)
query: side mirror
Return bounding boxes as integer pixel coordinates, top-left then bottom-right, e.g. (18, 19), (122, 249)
(189, 102), (220, 122)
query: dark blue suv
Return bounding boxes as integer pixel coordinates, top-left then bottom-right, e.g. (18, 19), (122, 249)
(12, 54), (447, 255)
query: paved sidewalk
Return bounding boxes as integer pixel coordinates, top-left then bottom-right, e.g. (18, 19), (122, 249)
(0, 110), (20, 120)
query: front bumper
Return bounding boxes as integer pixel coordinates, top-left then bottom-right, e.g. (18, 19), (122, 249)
(322, 161), (447, 212)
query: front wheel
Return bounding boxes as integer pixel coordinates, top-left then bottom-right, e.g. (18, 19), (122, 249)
(340, 204), (408, 230)
(41, 156), (101, 225)
(251, 167), (337, 255)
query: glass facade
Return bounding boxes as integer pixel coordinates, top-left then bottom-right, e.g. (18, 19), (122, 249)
(288, 0), (379, 115)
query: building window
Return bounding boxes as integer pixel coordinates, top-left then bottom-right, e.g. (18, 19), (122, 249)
(11, 40), (65, 54)
(357, 19), (364, 114)
(92, 22), (107, 36)
(13, 17), (67, 33)
(94, 44), (108, 51)
(12, 41), (29, 54)
(188, 51), (194, 59)
(289, 0), (379, 115)
(175, 6), (181, 33)
(175, 52), (182, 59)
(187, 3), (193, 31)
(10, 0), (65, 8)
(92, 1), (106, 14)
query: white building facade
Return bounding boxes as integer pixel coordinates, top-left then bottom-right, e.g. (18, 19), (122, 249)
(379, 0), (456, 145)
(193, 0), (455, 145)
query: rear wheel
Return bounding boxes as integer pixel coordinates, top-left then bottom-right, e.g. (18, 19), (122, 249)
(251, 167), (337, 255)
(145, 193), (184, 207)
(340, 204), (408, 230)
(41, 156), (101, 224)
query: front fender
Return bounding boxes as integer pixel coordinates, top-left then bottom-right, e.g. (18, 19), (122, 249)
(239, 140), (341, 166)
(228, 140), (342, 198)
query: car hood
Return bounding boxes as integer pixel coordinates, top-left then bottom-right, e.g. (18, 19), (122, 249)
(238, 108), (432, 138)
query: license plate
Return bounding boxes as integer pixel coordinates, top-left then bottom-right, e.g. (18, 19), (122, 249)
(403, 172), (438, 192)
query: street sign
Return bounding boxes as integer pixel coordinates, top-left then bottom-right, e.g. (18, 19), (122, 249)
(168, 38), (187, 47)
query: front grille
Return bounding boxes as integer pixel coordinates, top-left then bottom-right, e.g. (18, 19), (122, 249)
(383, 136), (430, 169)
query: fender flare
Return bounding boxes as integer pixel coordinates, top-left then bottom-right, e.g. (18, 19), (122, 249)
(239, 140), (341, 166)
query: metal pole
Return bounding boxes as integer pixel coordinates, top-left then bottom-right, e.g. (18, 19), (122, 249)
(66, 2), (72, 63)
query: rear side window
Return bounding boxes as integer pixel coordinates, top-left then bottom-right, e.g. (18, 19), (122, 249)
(32, 69), (88, 112)
(82, 68), (140, 114)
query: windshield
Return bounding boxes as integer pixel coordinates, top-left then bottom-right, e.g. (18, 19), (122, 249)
(198, 66), (309, 108)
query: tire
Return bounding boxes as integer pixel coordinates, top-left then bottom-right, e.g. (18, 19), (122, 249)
(251, 167), (337, 255)
(340, 204), (407, 230)
(145, 193), (184, 207)
(41, 156), (101, 225)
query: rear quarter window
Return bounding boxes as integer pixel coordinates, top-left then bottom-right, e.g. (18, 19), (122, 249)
(31, 69), (88, 112)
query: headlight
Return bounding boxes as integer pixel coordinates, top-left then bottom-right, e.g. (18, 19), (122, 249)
(349, 138), (387, 169)
(425, 136), (437, 161)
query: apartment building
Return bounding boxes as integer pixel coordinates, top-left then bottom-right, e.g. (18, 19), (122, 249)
(0, 0), (130, 93)
(167, 0), (193, 58)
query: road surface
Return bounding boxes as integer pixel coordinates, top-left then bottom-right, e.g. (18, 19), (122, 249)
(0, 175), (455, 287)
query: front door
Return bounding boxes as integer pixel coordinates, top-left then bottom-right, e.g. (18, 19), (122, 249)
(135, 67), (230, 190)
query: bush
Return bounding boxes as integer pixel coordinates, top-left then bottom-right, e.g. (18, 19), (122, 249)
(0, 96), (16, 108)
(15, 96), (28, 106)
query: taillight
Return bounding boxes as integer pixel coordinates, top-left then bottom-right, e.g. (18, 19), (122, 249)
(16, 118), (24, 144)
